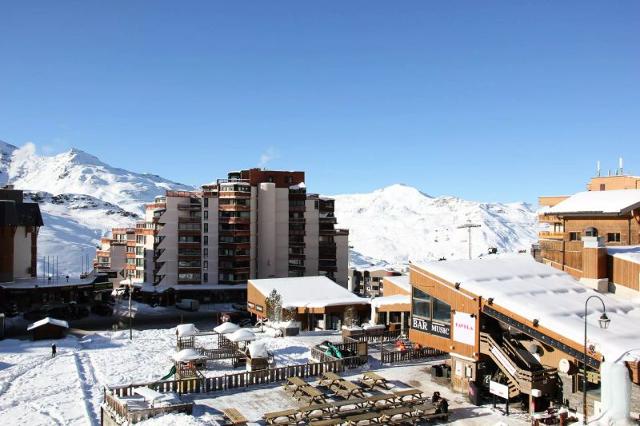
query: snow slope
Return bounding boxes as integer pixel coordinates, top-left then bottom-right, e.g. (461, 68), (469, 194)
(332, 184), (537, 267)
(0, 141), (193, 276)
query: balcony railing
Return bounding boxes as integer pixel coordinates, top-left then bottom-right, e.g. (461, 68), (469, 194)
(538, 231), (564, 240)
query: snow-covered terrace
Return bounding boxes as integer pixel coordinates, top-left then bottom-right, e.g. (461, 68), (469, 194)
(415, 255), (640, 362)
(249, 276), (369, 309)
(607, 245), (640, 266)
(546, 189), (640, 215)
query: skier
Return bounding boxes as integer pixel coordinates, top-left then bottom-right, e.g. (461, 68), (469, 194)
(51, 343), (57, 358)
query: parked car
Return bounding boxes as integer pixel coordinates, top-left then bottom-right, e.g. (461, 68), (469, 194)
(176, 299), (200, 312)
(220, 310), (251, 323)
(238, 318), (253, 328)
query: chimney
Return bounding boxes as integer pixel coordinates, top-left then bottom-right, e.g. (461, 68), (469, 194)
(580, 236), (609, 292)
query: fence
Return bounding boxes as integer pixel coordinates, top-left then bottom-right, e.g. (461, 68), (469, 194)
(380, 346), (447, 364)
(310, 341), (368, 368)
(344, 329), (402, 344)
(106, 359), (345, 399)
(103, 391), (194, 424)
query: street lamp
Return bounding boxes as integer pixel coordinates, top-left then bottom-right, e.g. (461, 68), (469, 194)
(583, 295), (610, 425)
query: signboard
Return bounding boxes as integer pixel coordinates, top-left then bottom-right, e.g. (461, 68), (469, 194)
(411, 316), (451, 338)
(453, 312), (476, 346)
(489, 380), (509, 399)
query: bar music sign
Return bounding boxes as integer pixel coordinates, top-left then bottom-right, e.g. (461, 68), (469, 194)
(411, 316), (451, 338)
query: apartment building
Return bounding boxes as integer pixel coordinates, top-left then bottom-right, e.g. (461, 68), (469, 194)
(538, 171), (640, 294)
(97, 168), (349, 291)
(0, 185), (43, 283)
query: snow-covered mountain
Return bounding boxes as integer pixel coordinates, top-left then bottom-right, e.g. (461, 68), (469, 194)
(332, 184), (537, 268)
(0, 141), (193, 276)
(1, 140), (538, 275)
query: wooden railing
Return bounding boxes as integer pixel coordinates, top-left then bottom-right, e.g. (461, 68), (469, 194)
(106, 359), (345, 399)
(310, 341), (368, 368)
(380, 346), (447, 364)
(103, 390), (194, 424)
(344, 329), (402, 343)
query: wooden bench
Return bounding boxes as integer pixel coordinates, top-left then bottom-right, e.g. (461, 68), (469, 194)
(360, 372), (389, 390)
(392, 388), (425, 404)
(364, 393), (396, 409)
(335, 380), (365, 400)
(296, 385), (327, 405)
(309, 419), (343, 426)
(344, 411), (382, 425)
(413, 402), (449, 422)
(298, 403), (334, 420)
(319, 372), (343, 388)
(263, 408), (299, 425)
(222, 408), (248, 425)
(380, 406), (416, 425)
(283, 376), (311, 398)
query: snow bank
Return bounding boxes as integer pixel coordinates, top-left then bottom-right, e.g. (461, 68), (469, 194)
(227, 329), (256, 342)
(213, 322), (239, 334)
(176, 324), (199, 337)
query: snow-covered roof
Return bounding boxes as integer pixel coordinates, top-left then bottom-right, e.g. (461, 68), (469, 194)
(227, 329), (256, 342)
(370, 294), (410, 308)
(249, 276), (369, 309)
(1, 275), (100, 289)
(137, 282), (247, 293)
(414, 255), (640, 362)
(289, 182), (306, 190)
(27, 317), (69, 331)
(546, 189), (640, 215)
(384, 275), (410, 294)
(248, 341), (268, 358)
(607, 246), (640, 266)
(214, 322), (240, 334)
(176, 324), (199, 337)
(172, 348), (205, 362)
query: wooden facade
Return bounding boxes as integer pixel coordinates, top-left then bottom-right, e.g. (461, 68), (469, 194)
(609, 255), (640, 292)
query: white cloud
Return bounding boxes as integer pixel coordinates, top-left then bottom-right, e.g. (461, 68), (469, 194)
(258, 147), (278, 168)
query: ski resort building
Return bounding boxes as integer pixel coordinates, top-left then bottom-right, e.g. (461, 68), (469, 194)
(0, 185), (43, 283)
(348, 267), (403, 297)
(408, 255), (640, 417)
(369, 275), (411, 333)
(538, 172), (640, 294)
(97, 169), (350, 299)
(247, 276), (369, 330)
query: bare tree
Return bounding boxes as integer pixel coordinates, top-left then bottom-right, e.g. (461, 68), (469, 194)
(264, 289), (283, 322)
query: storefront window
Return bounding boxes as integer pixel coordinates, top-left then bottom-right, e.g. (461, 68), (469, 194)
(412, 287), (431, 318)
(432, 298), (451, 324)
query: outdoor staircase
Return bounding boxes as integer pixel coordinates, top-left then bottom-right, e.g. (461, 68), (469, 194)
(479, 332), (557, 398)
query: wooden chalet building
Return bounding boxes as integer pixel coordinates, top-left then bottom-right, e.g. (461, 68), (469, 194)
(408, 256), (640, 417)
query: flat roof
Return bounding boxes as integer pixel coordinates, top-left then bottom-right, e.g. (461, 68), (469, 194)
(0, 275), (102, 289)
(249, 276), (369, 309)
(27, 317), (69, 331)
(414, 255), (640, 362)
(136, 282), (247, 293)
(546, 189), (640, 215)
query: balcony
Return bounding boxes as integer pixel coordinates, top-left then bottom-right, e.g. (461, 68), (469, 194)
(538, 231), (564, 240)
(177, 203), (201, 211)
(178, 217), (201, 223)
(219, 204), (251, 211)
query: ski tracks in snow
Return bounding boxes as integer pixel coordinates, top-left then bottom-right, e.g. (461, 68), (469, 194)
(73, 351), (100, 426)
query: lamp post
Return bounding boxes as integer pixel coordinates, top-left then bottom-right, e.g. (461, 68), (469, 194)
(583, 295), (610, 425)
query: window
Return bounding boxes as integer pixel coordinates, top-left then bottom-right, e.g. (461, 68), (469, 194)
(203, 248), (208, 257)
(203, 197), (208, 207)
(432, 299), (452, 324)
(203, 273), (208, 283)
(569, 232), (581, 241)
(584, 227), (598, 237)
(600, 184), (605, 191)
(204, 236), (208, 246)
(412, 288), (431, 318)
(287, 176), (293, 184)
(607, 233), (621, 242)
(203, 261), (208, 270)
(204, 210), (208, 220)
(203, 223), (208, 233)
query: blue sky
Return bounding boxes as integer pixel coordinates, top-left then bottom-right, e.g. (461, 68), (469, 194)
(1, 1), (638, 202)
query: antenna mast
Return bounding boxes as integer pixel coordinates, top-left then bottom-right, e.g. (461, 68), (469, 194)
(458, 221), (482, 260)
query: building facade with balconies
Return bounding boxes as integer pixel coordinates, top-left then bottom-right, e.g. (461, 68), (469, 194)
(97, 168), (349, 291)
(537, 173), (640, 295)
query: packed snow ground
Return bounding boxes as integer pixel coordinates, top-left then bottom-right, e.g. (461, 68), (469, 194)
(0, 326), (321, 426)
(0, 325), (535, 426)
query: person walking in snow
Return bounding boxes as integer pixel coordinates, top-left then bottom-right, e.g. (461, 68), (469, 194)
(51, 343), (57, 358)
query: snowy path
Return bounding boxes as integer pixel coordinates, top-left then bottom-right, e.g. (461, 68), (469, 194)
(73, 351), (100, 425)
